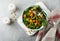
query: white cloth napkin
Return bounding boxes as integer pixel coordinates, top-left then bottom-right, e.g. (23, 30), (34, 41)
(35, 9), (60, 41)
(42, 25), (57, 41)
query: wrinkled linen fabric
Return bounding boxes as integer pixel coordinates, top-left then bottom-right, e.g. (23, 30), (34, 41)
(35, 9), (60, 41)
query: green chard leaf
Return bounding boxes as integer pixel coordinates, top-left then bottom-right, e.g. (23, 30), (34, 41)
(42, 21), (48, 26)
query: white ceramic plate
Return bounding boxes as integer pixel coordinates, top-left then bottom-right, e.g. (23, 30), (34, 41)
(17, 1), (50, 35)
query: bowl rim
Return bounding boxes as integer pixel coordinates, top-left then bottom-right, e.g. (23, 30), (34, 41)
(22, 5), (48, 30)
(17, 2), (50, 31)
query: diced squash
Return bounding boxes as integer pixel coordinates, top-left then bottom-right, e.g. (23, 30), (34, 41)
(36, 20), (38, 23)
(38, 16), (41, 18)
(30, 13), (33, 17)
(23, 14), (26, 18)
(29, 19), (33, 23)
(33, 20), (35, 22)
(29, 10), (32, 13)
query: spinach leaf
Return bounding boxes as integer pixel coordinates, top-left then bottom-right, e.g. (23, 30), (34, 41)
(42, 21), (48, 26)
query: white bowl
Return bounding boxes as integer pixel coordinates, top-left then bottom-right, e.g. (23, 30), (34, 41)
(17, 2), (50, 32)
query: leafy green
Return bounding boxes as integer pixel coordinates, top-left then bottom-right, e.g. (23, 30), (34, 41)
(32, 5), (39, 9)
(23, 11), (29, 16)
(28, 7), (33, 10)
(39, 18), (45, 22)
(36, 26), (40, 29)
(25, 18), (29, 22)
(42, 21), (48, 26)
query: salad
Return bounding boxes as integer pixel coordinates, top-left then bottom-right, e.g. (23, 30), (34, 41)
(22, 5), (47, 29)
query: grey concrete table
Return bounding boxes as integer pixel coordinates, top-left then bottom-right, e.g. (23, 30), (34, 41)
(0, 0), (60, 41)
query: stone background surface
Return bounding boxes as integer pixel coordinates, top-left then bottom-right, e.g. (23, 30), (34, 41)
(0, 0), (60, 41)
